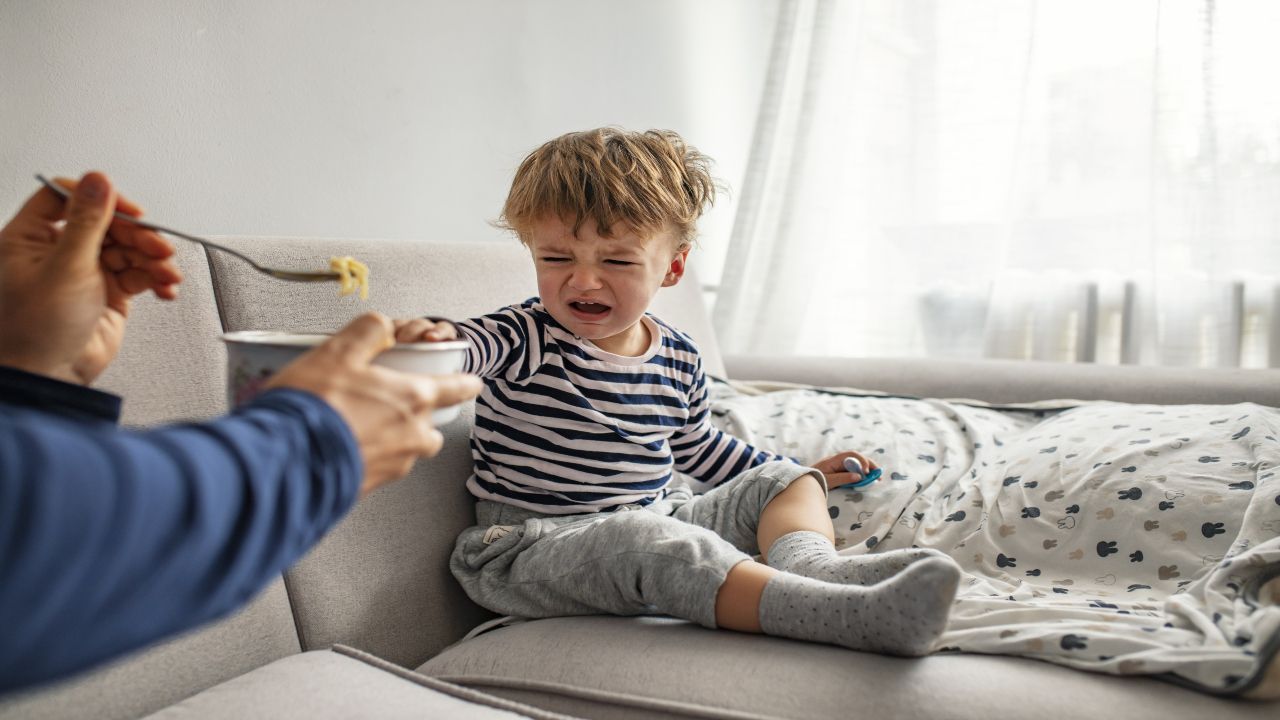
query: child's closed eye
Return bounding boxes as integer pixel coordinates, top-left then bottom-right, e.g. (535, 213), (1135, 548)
(604, 259), (636, 266)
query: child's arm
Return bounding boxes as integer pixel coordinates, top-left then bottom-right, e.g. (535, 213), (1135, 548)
(391, 303), (541, 380)
(670, 358), (881, 492)
(669, 358), (794, 491)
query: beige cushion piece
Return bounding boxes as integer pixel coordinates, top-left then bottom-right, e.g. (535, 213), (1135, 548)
(143, 647), (576, 720)
(421, 616), (1279, 720)
(0, 579), (299, 720)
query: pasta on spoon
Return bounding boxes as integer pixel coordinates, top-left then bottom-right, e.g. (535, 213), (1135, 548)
(330, 256), (370, 300)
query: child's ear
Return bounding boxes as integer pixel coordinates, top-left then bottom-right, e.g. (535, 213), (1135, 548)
(662, 248), (690, 287)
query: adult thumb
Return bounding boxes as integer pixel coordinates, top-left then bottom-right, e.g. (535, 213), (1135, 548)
(54, 172), (115, 269)
(323, 312), (396, 366)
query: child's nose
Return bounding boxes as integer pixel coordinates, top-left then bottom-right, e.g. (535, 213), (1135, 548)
(568, 267), (603, 290)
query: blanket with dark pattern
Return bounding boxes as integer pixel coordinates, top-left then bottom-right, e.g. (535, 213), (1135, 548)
(709, 382), (1280, 696)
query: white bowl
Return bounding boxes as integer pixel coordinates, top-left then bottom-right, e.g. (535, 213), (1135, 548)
(221, 331), (470, 424)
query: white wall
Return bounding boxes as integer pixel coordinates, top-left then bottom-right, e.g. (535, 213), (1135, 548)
(0, 0), (775, 284)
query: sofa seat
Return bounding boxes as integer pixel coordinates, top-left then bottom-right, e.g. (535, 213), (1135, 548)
(420, 616), (1277, 720)
(143, 646), (571, 719)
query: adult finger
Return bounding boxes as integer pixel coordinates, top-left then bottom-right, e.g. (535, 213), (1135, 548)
(111, 190), (145, 217)
(115, 264), (184, 296)
(152, 282), (180, 301)
(107, 217), (173, 258)
(415, 373), (482, 411)
(102, 245), (130, 272)
(417, 422), (445, 457)
(101, 247), (183, 294)
(323, 312), (394, 365)
(53, 172), (115, 269)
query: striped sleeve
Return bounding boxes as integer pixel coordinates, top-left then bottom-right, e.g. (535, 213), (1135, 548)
(452, 300), (545, 382)
(669, 354), (794, 492)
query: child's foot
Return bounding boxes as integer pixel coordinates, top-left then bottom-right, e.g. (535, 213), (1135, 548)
(757, 557), (961, 657)
(767, 530), (951, 585)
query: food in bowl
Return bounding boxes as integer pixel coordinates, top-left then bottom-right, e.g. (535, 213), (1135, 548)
(221, 331), (470, 424)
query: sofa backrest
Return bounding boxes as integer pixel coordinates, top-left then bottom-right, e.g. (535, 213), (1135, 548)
(95, 241), (228, 425)
(0, 242), (301, 719)
(204, 236), (725, 668)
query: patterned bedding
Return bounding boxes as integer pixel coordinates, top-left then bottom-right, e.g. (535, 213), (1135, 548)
(706, 381), (1280, 695)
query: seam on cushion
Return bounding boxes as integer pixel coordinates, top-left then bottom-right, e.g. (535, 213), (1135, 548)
(331, 645), (573, 719)
(429, 673), (785, 720)
(280, 570), (311, 652)
(205, 244), (231, 333)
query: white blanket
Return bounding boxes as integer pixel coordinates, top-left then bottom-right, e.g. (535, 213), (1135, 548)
(708, 381), (1280, 695)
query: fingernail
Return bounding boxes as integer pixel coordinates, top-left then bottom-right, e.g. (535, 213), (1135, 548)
(76, 173), (108, 201)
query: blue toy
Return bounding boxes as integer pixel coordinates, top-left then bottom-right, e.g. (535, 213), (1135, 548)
(843, 456), (882, 488)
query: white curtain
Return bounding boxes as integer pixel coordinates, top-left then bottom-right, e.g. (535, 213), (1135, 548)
(714, 0), (1280, 367)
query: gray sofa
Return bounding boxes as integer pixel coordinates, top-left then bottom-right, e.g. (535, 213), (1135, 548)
(1, 237), (1276, 719)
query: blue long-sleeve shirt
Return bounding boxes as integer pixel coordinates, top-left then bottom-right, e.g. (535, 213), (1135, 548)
(0, 366), (362, 693)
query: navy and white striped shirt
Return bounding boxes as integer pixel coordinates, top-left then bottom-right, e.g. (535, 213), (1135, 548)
(454, 298), (790, 514)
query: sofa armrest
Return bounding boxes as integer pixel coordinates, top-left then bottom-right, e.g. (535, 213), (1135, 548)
(724, 354), (1280, 407)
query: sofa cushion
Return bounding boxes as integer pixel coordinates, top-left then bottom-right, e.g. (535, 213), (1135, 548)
(419, 616), (1280, 720)
(0, 581), (300, 720)
(278, 409), (492, 667)
(142, 646), (573, 719)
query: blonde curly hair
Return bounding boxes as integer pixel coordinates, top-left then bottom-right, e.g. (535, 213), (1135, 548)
(496, 127), (719, 249)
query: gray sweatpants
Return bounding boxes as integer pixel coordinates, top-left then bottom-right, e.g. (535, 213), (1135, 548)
(450, 461), (821, 629)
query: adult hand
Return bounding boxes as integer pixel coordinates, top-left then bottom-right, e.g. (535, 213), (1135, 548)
(267, 312), (482, 496)
(0, 172), (182, 385)
(810, 450), (878, 489)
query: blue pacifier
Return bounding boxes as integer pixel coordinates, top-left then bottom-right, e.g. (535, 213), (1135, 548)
(843, 456), (882, 488)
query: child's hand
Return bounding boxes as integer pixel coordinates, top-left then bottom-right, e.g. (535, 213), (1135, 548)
(393, 317), (458, 343)
(811, 451), (878, 489)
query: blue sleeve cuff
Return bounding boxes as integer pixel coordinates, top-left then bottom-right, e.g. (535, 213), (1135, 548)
(0, 365), (122, 423)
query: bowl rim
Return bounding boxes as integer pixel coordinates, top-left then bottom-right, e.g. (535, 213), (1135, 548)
(221, 330), (468, 352)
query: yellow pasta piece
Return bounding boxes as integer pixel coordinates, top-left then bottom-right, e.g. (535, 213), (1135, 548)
(329, 256), (370, 300)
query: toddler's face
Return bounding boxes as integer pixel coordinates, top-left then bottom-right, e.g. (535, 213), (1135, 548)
(526, 215), (687, 355)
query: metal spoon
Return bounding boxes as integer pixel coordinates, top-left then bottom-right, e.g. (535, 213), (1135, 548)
(36, 174), (341, 283)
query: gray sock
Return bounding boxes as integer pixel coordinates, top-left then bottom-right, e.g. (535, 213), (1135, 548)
(767, 530), (951, 586)
(758, 557), (960, 657)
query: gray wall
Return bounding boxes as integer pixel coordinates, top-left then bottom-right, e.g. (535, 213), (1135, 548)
(0, 0), (776, 281)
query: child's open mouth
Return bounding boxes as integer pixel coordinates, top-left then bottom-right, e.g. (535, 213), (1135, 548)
(569, 301), (611, 319)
